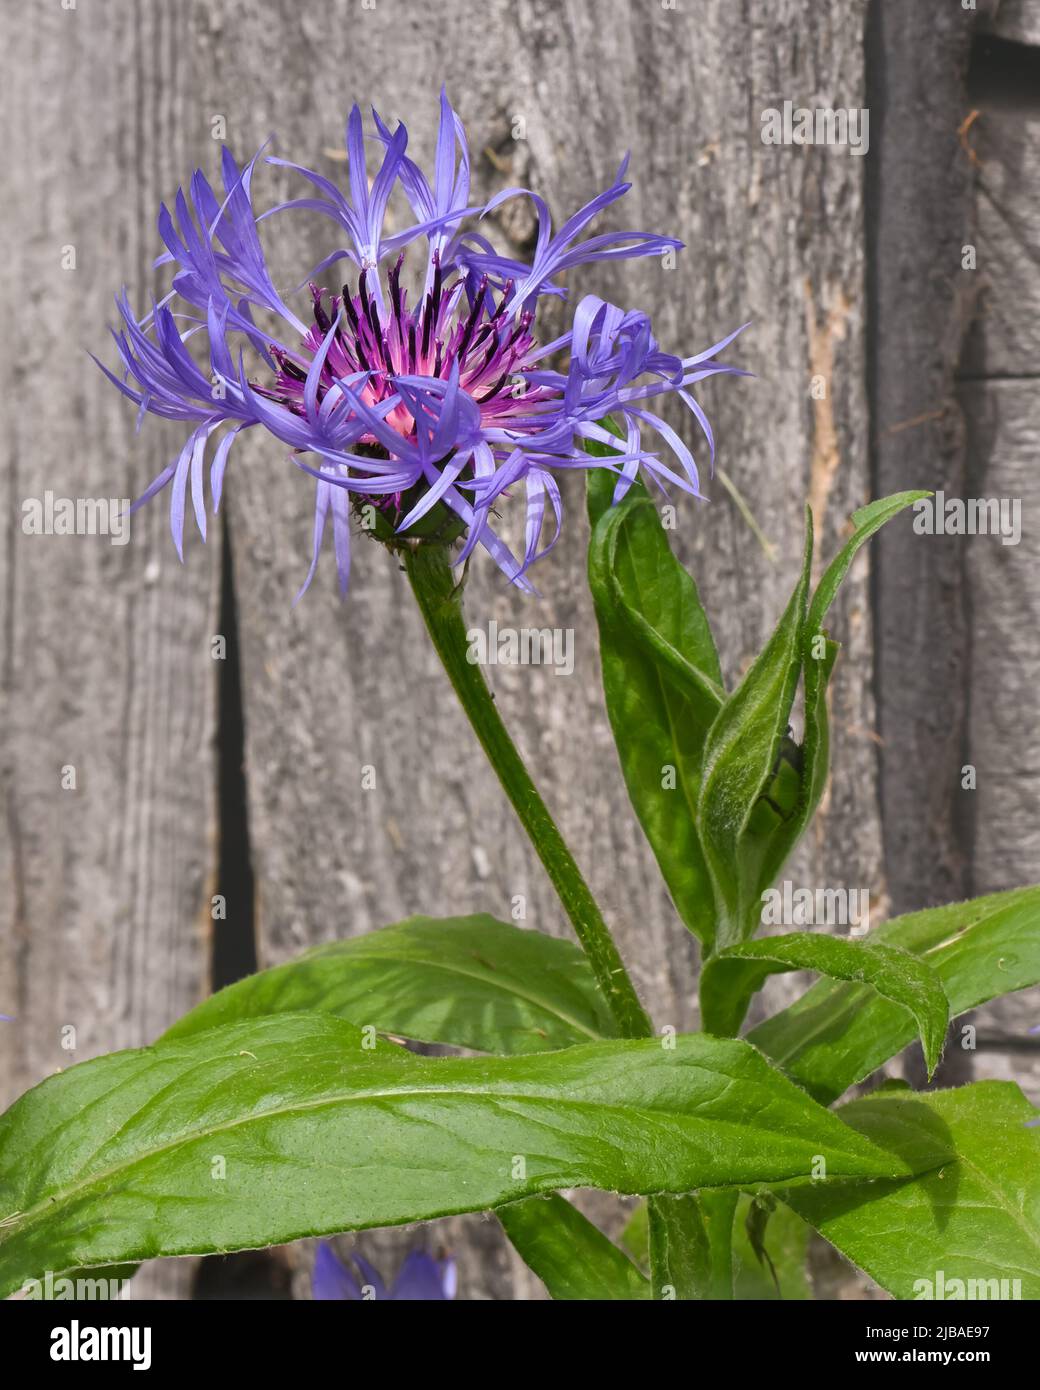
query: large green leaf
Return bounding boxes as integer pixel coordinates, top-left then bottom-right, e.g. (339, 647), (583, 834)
(587, 464), (723, 948)
(785, 1082), (1040, 1300)
(498, 1194), (651, 1300)
(0, 1015), (915, 1295)
(164, 916), (635, 1301)
(163, 915), (615, 1054)
(701, 933), (949, 1075)
(697, 515), (814, 948)
(749, 885), (1040, 1102)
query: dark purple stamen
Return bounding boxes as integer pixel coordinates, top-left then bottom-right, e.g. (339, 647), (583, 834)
(388, 253), (404, 322)
(420, 294), (434, 357)
(430, 253), (444, 321)
(456, 278), (487, 364)
(341, 286), (361, 334)
(476, 372), (508, 403)
(357, 269), (373, 327)
(274, 350), (308, 383)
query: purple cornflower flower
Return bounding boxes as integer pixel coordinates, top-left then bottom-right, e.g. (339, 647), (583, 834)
(312, 1241), (456, 1300)
(98, 90), (745, 598)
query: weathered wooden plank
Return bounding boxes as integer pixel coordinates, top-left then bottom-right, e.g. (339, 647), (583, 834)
(869, 0), (983, 931)
(0, 1), (219, 1298)
(961, 385), (1040, 1091)
(962, 110), (1040, 380)
(195, 0), (876, 1297)
(987, 0), (1040, 48)
(958, 97), (1040, 1095)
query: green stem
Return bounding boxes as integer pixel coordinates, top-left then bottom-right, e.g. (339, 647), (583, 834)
(404, 542), (651, 1040)
(648, 1194), (708, 1300)
(646, 1192), (736, 1299)
(405, 542), (707, 1297)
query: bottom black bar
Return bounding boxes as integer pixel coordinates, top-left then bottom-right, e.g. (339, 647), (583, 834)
(1, 1294), (1033, 1372)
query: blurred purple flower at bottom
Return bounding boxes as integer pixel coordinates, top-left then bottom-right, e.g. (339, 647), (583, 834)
(313, 1241), (456, 1300)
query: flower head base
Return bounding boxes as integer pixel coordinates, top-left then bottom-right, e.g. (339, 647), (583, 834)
(99, 90), (746, 598)
(260, 258), (553, 544)
(312, 1241), (456, 1301)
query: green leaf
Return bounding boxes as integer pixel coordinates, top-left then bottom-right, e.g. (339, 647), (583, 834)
(701, 933), (949, 1076)
(587, 464), (724, 702)
(621, 1200), (650, 1268)
(739, 492), (925, 924)
(696, 492), (927, 950)
(697, 513), (814, 947)
(587, 465), (724, 947)
(586, 470), (922, 956)
(733, 1194), (812, 1300)
(185, 909), (643, 1303)
(749, 885), (1040, 1102)
(692, 1188), (739, 1299)
(757, 490), (926, 865)
(498, 1194), (651, 1300)
(163, 915), (615, 1054)
(749, 636), (838, 892)
(807, 491), (930, 642)
(748, 493), (923, 903)
(647, 1192), (711, 1299)
(0, 1015), (914, 1296)
(784, 1082), (1040, 1300)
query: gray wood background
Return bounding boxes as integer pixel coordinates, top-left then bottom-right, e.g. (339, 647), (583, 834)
(1, 0), (1036, 1300)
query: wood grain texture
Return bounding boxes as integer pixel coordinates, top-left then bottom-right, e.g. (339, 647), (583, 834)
(987, 0), (1040, 48)
(868, 0), (982, 922)
(958, 101), (1040, 1093)
(960, 381), (1040, 1087)
(0, 1), (220, 1299)
(962, 108), (1040, 381)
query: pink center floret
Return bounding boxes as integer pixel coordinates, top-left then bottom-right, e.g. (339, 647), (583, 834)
(259, 253), (555, 450)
